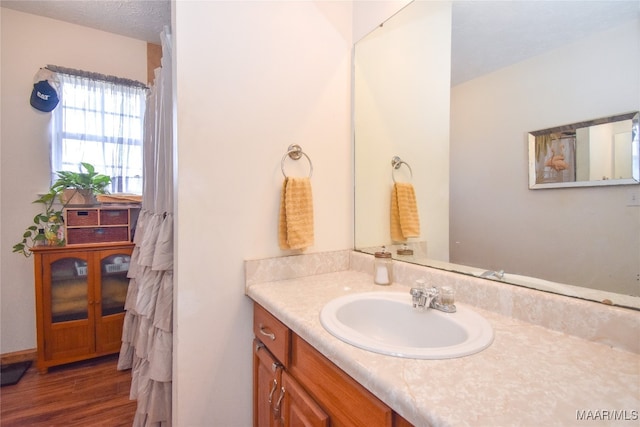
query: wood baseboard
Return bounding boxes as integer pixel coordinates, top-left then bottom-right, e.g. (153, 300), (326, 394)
(1, 349), (37, 365)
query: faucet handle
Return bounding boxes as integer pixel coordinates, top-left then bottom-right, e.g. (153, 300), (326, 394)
(410, 287), (423, 308)
(438, 286), (454, 305)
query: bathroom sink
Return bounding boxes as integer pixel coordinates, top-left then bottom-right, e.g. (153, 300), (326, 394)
(320, 292), (493, 359)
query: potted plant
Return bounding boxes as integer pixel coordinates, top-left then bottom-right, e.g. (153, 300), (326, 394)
(52, 162), (111, 206)
(13, 163), (111, 257)
(13, 189), (65, 257)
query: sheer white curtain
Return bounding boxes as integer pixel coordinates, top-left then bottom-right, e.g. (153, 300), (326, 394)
(51, 72), (146, 194)
(118, 28), (174, 427)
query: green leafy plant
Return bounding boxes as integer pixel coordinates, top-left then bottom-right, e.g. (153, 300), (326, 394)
(13, 189), (65, 257)
(51, 162), (112, 195)
(13, 163), (111, 257)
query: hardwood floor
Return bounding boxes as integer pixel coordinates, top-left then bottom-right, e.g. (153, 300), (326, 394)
(0, 354), (136, 426)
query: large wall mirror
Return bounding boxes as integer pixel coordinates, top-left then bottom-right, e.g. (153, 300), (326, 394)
(354, 0), (640, 309)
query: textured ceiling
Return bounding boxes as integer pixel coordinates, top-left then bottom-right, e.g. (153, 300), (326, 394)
(1, 0), (170, 44)
(1, 0), (638, 84)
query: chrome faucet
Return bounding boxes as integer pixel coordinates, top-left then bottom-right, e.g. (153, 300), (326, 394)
(410, 282), (456, 313)
(480, 269), (504, 280)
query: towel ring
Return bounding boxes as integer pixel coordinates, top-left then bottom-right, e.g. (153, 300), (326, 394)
(281, 144), (313, 178)
(391, 156), (413, 183)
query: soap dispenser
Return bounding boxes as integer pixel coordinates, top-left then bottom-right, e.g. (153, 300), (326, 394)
(373, 246), (393, 285)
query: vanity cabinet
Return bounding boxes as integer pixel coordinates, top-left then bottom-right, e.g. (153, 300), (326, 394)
(32, 243), (134, 373)
(254, 305), (328, 427)
(253, 303), (414, 427)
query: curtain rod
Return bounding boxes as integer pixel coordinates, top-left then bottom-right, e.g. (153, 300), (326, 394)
(45, 64), (148, 89)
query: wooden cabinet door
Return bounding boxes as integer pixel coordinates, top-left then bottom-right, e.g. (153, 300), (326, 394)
(254, 340), (283, 427)
(38, 250), (95, 363)
(94, 247), (132, 353)
(281, 371), (328, 427)
(290, 334), (394, 427)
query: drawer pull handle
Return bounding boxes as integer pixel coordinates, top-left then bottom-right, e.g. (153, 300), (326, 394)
(259, 323), (276, 341)
(273, 387), (285, 415)
(268, 379), (278, 404)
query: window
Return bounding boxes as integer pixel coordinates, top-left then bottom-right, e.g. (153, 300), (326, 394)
(51, 72), (147, 194)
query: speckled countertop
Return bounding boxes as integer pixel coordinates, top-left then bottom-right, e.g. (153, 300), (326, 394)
(246, 265), (640, 426)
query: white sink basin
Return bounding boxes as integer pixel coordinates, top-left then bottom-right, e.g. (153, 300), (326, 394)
(320, 292), (493, 359)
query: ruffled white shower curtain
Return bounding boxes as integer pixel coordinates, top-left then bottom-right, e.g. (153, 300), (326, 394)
(118, 28), (174, 427)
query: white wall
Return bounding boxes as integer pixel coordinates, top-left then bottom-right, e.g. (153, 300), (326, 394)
(450, 20), (640, 295)
(173, 1), (358, 425)
(172, 0), (417, 423)
(0, 8), (147, 354)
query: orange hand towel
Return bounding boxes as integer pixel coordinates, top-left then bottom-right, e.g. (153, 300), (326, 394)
(279, 177), (314, 250)
(390, 182), (420, 242)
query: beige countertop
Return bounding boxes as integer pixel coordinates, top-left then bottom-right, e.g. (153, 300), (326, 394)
(246, 269), (640, 427)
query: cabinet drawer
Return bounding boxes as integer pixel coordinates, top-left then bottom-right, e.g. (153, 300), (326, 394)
(254, 304), (290, 367)
(66, 227), (129, 245)
(99, 209), (129, 225)
(66, 209), (99, 226)
(290, 334), (393, 426)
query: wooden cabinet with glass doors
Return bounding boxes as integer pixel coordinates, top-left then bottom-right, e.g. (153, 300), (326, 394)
(32, 243), (134, 373)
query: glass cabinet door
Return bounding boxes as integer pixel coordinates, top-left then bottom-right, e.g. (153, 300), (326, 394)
(50, 257), (89, 323)
(100, 253), (131, 316)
